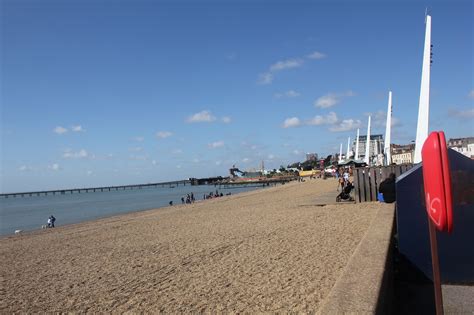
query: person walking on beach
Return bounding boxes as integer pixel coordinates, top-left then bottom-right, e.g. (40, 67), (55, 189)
(191, 192), (195, 203)
(181, 197), (185, 204)
(50, 215), (56, 228)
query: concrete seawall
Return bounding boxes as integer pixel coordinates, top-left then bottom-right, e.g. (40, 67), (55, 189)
(319, 203), (395, 314)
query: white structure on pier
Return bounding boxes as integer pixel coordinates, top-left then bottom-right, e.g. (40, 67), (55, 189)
(364, 116), (371, 165)
(414, 14), (432, 163)
(384, 91), (393, 165)
(355, 128), (360, 160)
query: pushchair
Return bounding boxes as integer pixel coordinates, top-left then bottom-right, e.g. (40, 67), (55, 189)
(336, 182), (354, 202)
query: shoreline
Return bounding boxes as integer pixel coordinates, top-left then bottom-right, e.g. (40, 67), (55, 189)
(1, 178), (379, 313)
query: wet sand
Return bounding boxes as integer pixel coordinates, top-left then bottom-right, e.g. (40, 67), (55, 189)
(0, 178), (380, 313)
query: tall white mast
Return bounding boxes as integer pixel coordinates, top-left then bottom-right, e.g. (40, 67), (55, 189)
(346, 137), (351, 160)
(384, 91), (392, 165)
(355, 128), (360, 160)
(364, 116), (371, 165)
(414, 15), (432, 163)
(339, 143), (343, 163)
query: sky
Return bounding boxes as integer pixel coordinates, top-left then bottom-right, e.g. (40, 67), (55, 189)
(1, 0), (473, 193)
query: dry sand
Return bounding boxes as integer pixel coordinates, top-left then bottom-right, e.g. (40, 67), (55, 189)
(1, 178), (381, 313)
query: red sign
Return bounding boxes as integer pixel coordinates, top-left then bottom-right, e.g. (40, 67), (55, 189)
(421, 131), (453, 233)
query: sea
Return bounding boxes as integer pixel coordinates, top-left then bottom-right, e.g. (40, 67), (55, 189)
(0, 184), (262, 237)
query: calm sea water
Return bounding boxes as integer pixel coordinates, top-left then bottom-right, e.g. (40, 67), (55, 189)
(0, 184), (261, 236)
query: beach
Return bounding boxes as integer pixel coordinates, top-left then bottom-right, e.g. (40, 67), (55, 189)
(1, 179), (381, 313)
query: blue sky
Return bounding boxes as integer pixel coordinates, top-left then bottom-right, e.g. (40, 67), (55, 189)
(1, 0), (473, 192)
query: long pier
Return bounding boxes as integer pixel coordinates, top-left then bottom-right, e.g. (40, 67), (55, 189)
(0, 180), (191, 198)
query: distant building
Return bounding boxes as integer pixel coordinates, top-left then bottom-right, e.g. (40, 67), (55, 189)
(391, 144), (415, 165)
(448, 137), (474, 159)
(353, 134), (384, 161)
(306, 153), (318, 161)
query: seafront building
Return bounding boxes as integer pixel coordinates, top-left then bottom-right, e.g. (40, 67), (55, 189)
(353, 134), (384, 162)
(391, 144), (415, 165)
(447, 137), (474, 159)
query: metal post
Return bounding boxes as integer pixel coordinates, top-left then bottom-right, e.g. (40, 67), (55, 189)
(428, 219), (444, 315)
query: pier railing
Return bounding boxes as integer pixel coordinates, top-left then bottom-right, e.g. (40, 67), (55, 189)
(353, 164), (413, 203)
(0, 180), (191, 198)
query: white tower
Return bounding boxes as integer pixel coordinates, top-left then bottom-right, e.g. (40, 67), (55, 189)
(364, 116), (371, 165)
(384, 91), (393, 165)
(346, 137), (351, 160)
(355, 128), (360, 160)
(414, 15), (432, 163)
(339, 143), (343, 163)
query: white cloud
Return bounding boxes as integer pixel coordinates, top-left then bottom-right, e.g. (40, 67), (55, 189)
(129, 147), (143, 152)
(469, 89), (474, 99)
(176, 165), (182, 169)
(63, 149), (88, 159)
(54, 126), (68, 135)
(314, 91), (355, 108)
(258, 72), (274, 85)
(187, 110), (216, 123)
(242, 157), (250, 163)
(258, 58), (304, 85)
(48, 163), (60, 171)
(86, 170), (93, 176)
(307, 51), (326, 59)
(372, 110), (401, 128)
(293, 150), (301, 155)
(329, 119), (361, 132)
(133, 136), (144, 142)
(448, 108), (474, 120)
(129, 154), (148, 161)
(275, 90), (301, 98)
(156, 131), (173, 139)
(172, 149), (183, 154)
(192, 158), (200, 163)
(269, 58), (304, 72)
(152, 160), (158, 165)
(215, 161), (222, 166)
(71, 125), (84, 132)
(208, 141), (224, 149)
(222, 116), (231, 123)
(19, 165), (33, 172)
(282, 117), (302, 128)
(307, 112), (338, 125)
(268, 154), (275, 160)
(315, 93), (339, 108)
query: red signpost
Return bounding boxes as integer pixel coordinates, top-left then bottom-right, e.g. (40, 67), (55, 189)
(421, 131), (454, 315)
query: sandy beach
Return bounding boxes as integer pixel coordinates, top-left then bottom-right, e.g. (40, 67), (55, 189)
(1, 178), (381, 313)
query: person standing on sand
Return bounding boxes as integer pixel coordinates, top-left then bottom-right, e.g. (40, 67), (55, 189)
(50, 215), (56, 227)
(47, 217), (52, 228)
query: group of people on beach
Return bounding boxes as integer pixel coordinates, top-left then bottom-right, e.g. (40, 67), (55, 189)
(204, 189), (230, 200)
(181, 193), (195, 204)
(47, 215), (56, 228)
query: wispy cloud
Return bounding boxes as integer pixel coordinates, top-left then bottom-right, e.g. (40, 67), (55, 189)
(208, 141), (224, 149)
(129, 154), (149, 161)
(129, 147), (143, 152)
(48, 163), (61, 171)
(307, 112), (338, 125)
(258, 58), (304, 85)
(372, 110), (401, 128)
(222, 116), (231, 124)
(307, 51), (326, 59)
(329, 119), (362, 132)
(133, 136), (144, 142)
(156, 131), (173, 139)
(448, 107), (474, 120)
(63, 149), (88, 159)
(314, 91), (355, 108)
(19, 165), (33, 172)
(469, 89), (474, 99)
(282, 117), (302, 128)
(275, 90), (301, 98)
(187, 110), (216, 123)
(54, 126), (68, 135)
(71, 125), (84, 132)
